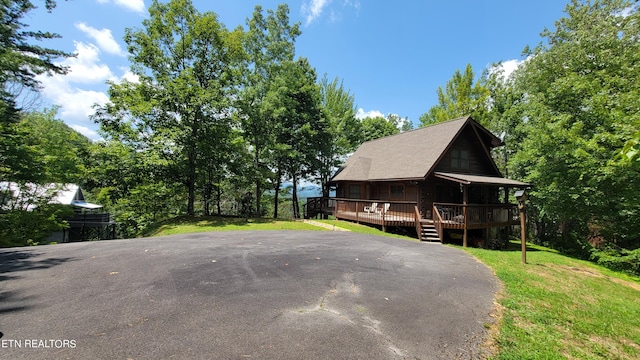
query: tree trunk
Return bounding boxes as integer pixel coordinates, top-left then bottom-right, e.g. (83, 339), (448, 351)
(273, 169), (281, 218)
(292, 173), (299, 219)
(216, 184), (222, 216)
(204, 170), (212, 216)
(254, 152), (261, 217)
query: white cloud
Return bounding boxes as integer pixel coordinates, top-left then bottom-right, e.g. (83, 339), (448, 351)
(118, 68), (140, 84)
(355, 108), (384, 120)
(500, 59), (523, 78)
(70, 124), (101, 141)
(488, 59), (527, 81)
(59, 42), (114, 84)
(36, 41), (112, 124)
(302, 0), (332, 25)
(41, 83), (109, 123)
(75, 22), (126, 57)
(96, 0), (145, 14)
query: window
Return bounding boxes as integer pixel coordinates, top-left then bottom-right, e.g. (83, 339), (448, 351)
(348, 184), (361, 199)
(390, 184), (404, 199)
(451, 148), (470, 169)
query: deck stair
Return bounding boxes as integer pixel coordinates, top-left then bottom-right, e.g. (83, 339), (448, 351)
(420, 221), (441, 242)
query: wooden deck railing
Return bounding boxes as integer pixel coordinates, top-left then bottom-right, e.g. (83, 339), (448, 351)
(333, 199), (418, 227)
(432, 203), (519, 229)
(304, 197), (337, 218)
(65, 213), (114, 226)
(305, 197), (520, 239)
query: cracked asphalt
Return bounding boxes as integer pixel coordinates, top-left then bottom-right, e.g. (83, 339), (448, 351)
(0, 231), (499, 359)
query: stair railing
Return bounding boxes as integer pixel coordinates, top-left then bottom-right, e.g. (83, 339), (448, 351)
(433, 204), (444, 241)
(414, 206), (422, 241)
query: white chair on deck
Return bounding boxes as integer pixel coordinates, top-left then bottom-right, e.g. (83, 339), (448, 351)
(376, 203), (390, 215)
(364, 202), (378, 213)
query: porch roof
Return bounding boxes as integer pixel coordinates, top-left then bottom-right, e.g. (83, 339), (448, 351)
(435, 172), (530, 187)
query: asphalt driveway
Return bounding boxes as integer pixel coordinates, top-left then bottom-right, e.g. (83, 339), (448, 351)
(0, 231), (499, 359)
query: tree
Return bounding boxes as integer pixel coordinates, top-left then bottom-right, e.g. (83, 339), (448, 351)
(0, 0), (72, 182)
(94, 0), (240, 216)
(360, 115), (399, 142)
(419, 64), (489, 126)
(509, 0), (640, 249)
(317, 75), (359, 197)
(1, 108), (90, 248)
(238, 4), (301, 216)
(19, 107), (91, 184)
(264, 58), (328, 218)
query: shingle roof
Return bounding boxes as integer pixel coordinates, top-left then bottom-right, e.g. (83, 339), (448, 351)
(331, 116), (500, 182)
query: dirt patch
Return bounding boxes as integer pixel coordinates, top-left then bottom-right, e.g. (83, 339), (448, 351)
(554, 264), (640, 292)
(479, 284), (505, 359)
(302, 220), (351, 232)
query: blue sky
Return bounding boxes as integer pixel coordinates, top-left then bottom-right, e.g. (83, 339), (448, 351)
(28, 0), (568, 140)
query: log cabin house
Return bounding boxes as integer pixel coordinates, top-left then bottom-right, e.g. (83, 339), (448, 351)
(304, 116), (529, 246)
(0, 182), (116, 242)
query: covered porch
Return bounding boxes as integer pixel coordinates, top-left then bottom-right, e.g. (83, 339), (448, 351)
(303, 197), (521, 245)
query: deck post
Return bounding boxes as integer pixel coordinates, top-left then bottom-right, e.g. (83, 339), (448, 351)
(463, 185), (468, 247)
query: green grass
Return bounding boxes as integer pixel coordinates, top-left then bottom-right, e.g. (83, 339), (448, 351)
(145, 216), (418, 241)
(311, 219), (419, 241)
(460, 241), (640, 359)
(144, 216), (324, 237)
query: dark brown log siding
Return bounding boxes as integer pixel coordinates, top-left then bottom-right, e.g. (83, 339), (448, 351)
(434, 127), (499, 176)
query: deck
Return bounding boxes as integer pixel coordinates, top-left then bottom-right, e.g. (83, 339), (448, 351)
(304, 197), (521, 242)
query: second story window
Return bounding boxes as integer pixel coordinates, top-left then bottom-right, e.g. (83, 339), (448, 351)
(451, 148), (470, 170)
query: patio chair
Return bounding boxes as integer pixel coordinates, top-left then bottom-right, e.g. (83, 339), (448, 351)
(364, 202), (378, 213)
(376, 203), (390, 215)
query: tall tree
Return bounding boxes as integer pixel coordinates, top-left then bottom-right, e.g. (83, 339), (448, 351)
(0, 0), (71, 182)
(317, 75), (359, 197)
(238, 4), (300, 216)
(510, 0), (640, 249)
(94, 0), (240, 216)
(265, 58), (328, 218)
(419, 64), (489, 126)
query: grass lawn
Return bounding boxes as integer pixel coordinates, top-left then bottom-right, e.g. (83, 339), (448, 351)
(144, 216), (324, 237)
(460, 241), (640, 359)
(310, 219), (419, 241)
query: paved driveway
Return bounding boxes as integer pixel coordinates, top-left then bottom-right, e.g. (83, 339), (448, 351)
(0, 231), (498, 359)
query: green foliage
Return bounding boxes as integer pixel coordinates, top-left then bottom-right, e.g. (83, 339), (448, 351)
(0, 184), (73, 248)
(359, 115), (399, 142)
(419, 64), (489, 126)
(509, 0), (640, 249)
(0, 205), (71, 247)
(317, 75), (359, 196)
(0, 0), (71, 183)
(264, 57), (328, 218)
(95, 0), (242, 216)
(237, 3), (301, 216)
(0, 0), (70, 121)
(19, 108), (91, 183)
(0, 108), (91, 247)
(591, 247), (640, 276)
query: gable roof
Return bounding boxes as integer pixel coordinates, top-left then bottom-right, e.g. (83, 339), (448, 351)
(331, 116), (503, 182)
(0, 183), (102, 211)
